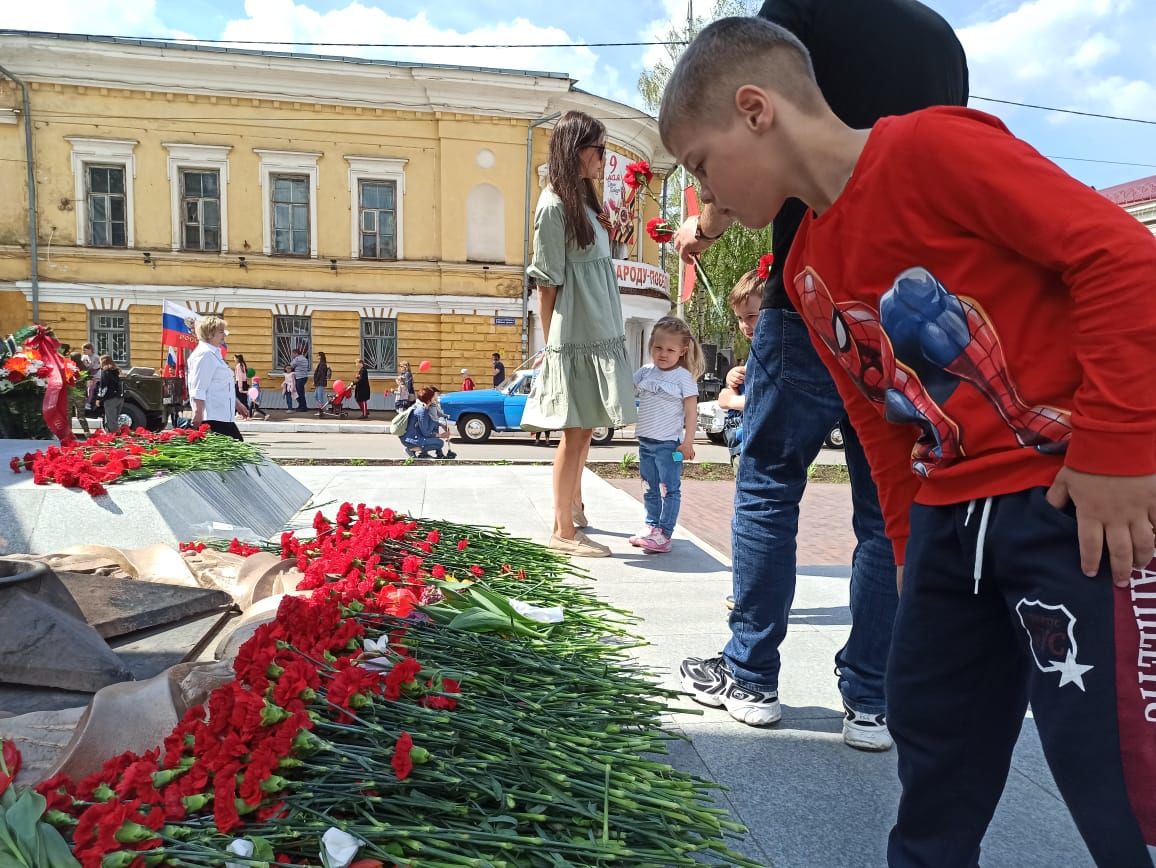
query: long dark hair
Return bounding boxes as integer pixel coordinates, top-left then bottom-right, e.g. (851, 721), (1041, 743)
(235, 353), (247, 371)
(547, 110), (605, 249)
(318, 351), (328, 372)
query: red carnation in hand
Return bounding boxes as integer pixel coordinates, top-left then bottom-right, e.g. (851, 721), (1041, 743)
(623, 160), (653, 190)
(646, 217), (676, 244)
(756, 252), (775, 281)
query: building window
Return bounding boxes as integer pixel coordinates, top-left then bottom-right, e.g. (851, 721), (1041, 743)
(256, 150), (320, 258)
(163, 144), (231, 254)
(271, 175), (310, 256)
(466, 182), (505, 262)
(90, 311), (130, 366)
(86, 166), (128, 248)
(67, 137), (137, 248)
(180, 170), (221, 251)
(345, 156), (407, 260)
(360, 318), (397, 373)
(358, 181), (397, 260)
(273, 315), (312, 370)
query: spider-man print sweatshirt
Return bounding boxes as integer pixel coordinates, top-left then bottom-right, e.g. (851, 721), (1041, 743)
(785, 107), (1156, 564)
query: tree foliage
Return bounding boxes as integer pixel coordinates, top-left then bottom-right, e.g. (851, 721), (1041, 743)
(638, 0), (772, 357)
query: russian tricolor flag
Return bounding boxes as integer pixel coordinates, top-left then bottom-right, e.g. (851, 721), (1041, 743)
(162, 300), (199, 350)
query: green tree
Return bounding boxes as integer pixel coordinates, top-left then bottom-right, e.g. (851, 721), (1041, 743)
(638, 0), (772, 359)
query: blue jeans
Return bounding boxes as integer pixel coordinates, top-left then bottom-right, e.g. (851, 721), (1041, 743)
(313, 385), (327, 406)
(724, 308), (897, 714)
(638, 437), (682, 536)
(403, 436), (445, 457)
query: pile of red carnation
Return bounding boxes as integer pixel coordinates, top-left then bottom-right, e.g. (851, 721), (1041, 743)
(9, 425), (259, 497)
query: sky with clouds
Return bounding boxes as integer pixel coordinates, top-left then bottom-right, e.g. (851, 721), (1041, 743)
(2, 0), (1153, 189)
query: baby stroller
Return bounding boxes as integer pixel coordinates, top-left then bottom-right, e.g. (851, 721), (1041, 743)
(317, 383), (353, 419)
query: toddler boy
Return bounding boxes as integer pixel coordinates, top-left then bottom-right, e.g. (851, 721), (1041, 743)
(661, 17), (1156, 866)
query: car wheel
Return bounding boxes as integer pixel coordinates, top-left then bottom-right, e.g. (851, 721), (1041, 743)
(824, 424), (845, 450)
(591, 427), (613, 446)
(122, 402), (147, 431)
(706, 431), (726, 446)
(458, 414), (493, 443)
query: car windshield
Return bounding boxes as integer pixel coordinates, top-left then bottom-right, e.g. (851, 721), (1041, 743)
(502, 372), (536, 394)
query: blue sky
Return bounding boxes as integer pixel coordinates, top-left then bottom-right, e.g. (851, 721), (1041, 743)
(4, 0), (1154, 189)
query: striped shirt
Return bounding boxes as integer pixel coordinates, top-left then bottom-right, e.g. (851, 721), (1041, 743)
(633, 364), (699, 441)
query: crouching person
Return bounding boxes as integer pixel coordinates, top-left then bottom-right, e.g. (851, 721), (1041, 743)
(402, 386), (457, 460)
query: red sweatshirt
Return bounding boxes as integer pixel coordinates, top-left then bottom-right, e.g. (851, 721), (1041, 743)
(785, 107), (1156, 564)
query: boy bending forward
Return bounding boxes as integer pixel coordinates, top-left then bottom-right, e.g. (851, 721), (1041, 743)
(660, 17), (1156, 867)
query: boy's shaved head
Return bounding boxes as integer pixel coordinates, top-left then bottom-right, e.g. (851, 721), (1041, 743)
(660, 17), (821, 148)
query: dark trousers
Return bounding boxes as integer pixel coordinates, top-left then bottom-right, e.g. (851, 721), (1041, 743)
(888, 487), (1154, 867)
(205, 420), (243, 441)
(295, 376), (308, 410)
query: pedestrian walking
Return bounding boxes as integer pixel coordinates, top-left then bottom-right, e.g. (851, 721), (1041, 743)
(281, 366), (295, 411)
(95, 355), (124, 433)
(460, 369), (475, 391)
(80, 342), (100, 413)
(247, 378), (270, 420)
(353, 358), (372, 418)
(188, 315), (249, 440)
(492, 352), (506, 387)
(313, 351), (331, 408)
(233, 354), (250, 404)
(399, 361), (415, 399)
(521, 110), (636, 558)
(394, 374), (413, 411)
(291, 346), (310, 411)
(68, 352), (91, 435)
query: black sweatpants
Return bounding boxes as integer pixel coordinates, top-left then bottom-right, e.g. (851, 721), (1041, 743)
(887, 487), (1155, 867)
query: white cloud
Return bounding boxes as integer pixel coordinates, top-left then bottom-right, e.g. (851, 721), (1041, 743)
(217, 0), (633, 104)
(959, 0), (1152, 119)
(0, 0), (188, 38)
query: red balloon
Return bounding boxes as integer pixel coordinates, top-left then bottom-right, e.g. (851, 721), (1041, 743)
(332, 379), (346, 394)
(418, 360), (431, 372)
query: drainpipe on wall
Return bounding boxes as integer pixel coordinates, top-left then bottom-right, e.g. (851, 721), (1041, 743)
(520, 112), (560, 363)
(0, 62), (39, 322)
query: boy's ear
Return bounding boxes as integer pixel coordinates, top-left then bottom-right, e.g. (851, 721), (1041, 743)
(734, 84), (774, 132)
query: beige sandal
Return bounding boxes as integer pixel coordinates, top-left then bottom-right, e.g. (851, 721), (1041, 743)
(548, 531), (610, 558)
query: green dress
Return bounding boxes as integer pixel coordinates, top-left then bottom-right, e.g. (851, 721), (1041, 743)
(522, 188), (637, 432)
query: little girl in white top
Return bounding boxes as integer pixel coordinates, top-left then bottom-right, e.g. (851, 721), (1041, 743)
(630, 316), (705, 553)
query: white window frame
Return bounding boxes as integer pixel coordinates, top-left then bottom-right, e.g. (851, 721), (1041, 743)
(255, 149), (321, 258)
(66, 137), (137, 248)
(345, 156), (407, 260)
(163, 143), (231, 253)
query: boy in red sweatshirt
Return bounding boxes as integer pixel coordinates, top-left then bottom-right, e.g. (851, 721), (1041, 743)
(660, 16), (1156, 868)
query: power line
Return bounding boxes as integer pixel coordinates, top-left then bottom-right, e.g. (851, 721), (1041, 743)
(970, 96), (1156, 127)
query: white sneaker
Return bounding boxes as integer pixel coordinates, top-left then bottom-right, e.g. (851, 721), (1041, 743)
(679, 656), (782, 726)
(842, 704), (894, 751)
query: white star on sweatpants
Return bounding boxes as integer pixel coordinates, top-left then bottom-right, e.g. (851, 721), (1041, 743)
(1047, 651), (1094, 691)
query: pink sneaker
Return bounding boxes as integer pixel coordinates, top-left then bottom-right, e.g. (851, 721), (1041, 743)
(629, 526), (659, 547)
(640, 532), (672, 554)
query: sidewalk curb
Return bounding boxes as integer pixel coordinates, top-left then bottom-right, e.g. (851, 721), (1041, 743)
(238, 421), (392, 434)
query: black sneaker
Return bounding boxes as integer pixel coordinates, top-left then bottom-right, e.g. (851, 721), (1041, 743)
(679, 655), (782, 726)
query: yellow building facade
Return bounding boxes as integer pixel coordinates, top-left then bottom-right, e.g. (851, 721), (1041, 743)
(0, 31), (673, 406)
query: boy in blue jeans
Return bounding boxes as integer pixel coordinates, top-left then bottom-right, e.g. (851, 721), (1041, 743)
(661, 17), (1156, 867)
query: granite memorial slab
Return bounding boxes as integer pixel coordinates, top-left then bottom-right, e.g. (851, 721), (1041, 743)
(0, 439), (312, 555)
(56, 571), (233, 639)
(0, 561), (133, 693)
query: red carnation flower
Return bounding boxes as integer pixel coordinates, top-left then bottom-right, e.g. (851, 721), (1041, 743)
(392, 732), (414, 781)
(756, 252), (775, 281)
(623, 160), (653, 190)
(646, 217), (676, 244)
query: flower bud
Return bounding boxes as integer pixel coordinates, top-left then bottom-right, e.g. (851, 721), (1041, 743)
(115, 821), (159, 844)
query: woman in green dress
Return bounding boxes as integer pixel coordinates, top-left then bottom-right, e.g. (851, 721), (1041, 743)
(523, 110), (636, 558)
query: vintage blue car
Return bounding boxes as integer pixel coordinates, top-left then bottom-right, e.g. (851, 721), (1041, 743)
(437, 369), (615, 445)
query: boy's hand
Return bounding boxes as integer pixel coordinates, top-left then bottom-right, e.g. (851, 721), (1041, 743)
(726, 365), (746, 390)
(1046, 467), (1156, 586)
(679, 441), (695, 462)
(673, 217), (713, 264)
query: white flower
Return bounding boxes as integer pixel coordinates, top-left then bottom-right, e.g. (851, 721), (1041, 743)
(320, 827), (365, 868)
(0, 379), (12, 393)
(225, 838), (254, 868)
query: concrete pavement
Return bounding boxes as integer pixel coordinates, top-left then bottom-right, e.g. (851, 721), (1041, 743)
(286, 465), (1094, 868)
